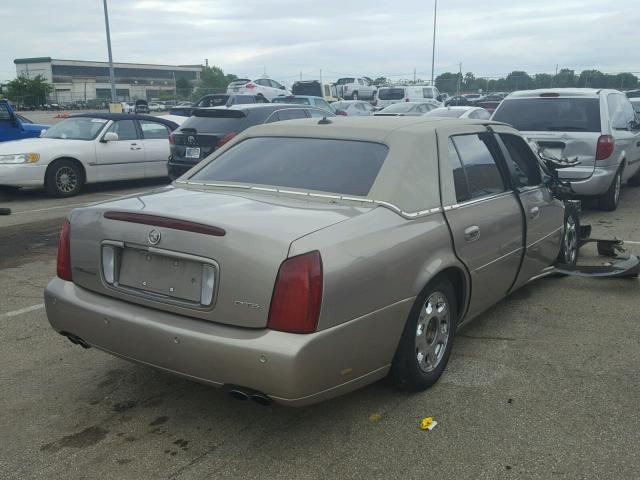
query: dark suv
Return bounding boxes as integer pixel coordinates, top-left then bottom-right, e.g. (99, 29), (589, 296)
(168, 104), (335, 178)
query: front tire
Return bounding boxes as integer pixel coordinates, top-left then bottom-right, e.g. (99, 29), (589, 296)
(390, 278), (457, 391)
(557, 204), (580, 265)
(598, 169), (621, 211)
(45, 159), (84, 197)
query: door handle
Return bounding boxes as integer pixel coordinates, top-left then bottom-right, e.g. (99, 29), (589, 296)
(464, 225), (480, 243)
(529, 206), (540, 219)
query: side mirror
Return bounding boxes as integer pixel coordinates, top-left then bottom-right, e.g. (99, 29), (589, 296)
(280, 85), (286, 90)
(102, 132), (119, 142)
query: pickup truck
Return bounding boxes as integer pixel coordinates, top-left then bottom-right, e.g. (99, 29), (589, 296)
(0, 100), (49, 142)
(335, 77), (376, 100)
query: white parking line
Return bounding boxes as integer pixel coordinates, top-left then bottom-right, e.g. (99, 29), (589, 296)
(624, 240), (640, 245)
(1, 303), (45, 319)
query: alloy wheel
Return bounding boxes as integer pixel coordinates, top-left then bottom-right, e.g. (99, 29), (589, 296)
(55, 166), (78, 194)
(415, 291), (450, 373)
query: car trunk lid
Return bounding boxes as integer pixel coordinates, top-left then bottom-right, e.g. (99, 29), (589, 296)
(69, 187), (368, 328)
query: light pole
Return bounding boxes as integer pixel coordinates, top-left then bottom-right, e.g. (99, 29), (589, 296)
(102, 0), (117, 102)
(430, 0), (438, 86)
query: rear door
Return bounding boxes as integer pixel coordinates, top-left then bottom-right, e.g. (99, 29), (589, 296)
(440, 128), (525, 317)
(95, 119), (146, 180)
(0, 102), (22, 141)
(139, 120), (172, 178)
(492, 127), (565, 287)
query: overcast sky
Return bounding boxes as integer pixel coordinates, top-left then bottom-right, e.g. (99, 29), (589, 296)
(2, 0), (638, 83)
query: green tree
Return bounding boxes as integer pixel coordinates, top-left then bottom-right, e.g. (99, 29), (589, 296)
(554, 69), (576, 88)
(372, 77), (389, 86)
(435, 72), (461, 93)
(6, 74), (53, 107)
(505, 71), (533, 91)
(193, 66), (238, 99)
(175, 77), (193, 98)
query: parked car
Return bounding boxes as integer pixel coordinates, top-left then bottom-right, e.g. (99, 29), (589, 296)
(168, 104), (335, 178)
(121, 102), (134, 113)
(630, 98), (640, 115)
(475, 101), (501, 113)
(374, 102), (437, 116)
(292, 81), (340, 102)
(45, 116), (580, 406)
(331, 100), (375, 116)
(271, 95), (334, 113)
(0, 113), (178, 197)
(425, 106), (491, 120)
(493, 88), (640, 210)
(226, 78), (291, 101)
(148, 103), (163, 112)
(445, 95), (472, 107)
(376, 86), (443, 109)
(134, 100), (150, 114)
(335, 77), (376, 100)
(463, 94), (484, 104)
(170, 94), (264, 117)
(0, 99), (50, 142)
(625, 89), (640, 98)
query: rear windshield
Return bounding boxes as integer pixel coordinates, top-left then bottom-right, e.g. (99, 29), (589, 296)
(196, 95), (229, 107)
(178, 111), (258, 133)
(293, 83), (321, 96)
(229, 79), (251, 87)
(190, 137), (388, 196)
(336, 78), (355, 85)
(378, 88), (405, 100)
(493, 98), (601, 132)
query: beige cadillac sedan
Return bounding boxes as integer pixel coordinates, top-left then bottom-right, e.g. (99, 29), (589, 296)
(45, 117), (577, 406)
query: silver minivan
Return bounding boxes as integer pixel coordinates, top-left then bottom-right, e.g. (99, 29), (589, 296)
(493, 88), (640, 210)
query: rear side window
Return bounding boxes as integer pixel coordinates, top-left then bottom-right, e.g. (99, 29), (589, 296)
(448, 139), (471, 203)
(498, 134), (542, 187)
(190, 137), (388, 196)
(493, 98), (601, 132)
(608, 94), (636, 129)
(450, 134), (506, 200)
(378, 88), (405, 100)
(140, 120), (169, 139)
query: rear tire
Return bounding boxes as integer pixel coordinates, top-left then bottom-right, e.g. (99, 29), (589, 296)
(351, 92), (358, 100)
(45, 159), (84, 197)
(598, 169), (621, 212)
(390, 278), (457, 391)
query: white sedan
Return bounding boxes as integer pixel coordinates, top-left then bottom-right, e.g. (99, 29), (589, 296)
(0, 113), (179, 197)
(226, 78), (291, 101)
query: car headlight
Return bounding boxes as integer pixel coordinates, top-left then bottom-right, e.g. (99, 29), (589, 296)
(0, 153), (40, 164)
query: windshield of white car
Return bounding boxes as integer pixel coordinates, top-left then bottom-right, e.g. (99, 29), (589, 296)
(377, 88), (405, 100)
(272, 97), (311, 105)
(190, 137), (388, 197)
(40, 117), (108, 140)
(380, 103), (417, 113)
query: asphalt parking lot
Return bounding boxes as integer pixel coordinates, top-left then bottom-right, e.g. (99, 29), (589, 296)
(1, 180), (639, 480)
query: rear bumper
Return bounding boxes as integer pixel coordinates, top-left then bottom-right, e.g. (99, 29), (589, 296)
(0, 163), (46, 187)
(44, 278), (411, 406)
(567, 164), (618, 196)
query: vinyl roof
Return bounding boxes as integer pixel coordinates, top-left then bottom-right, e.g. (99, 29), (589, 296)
(70, 113), (179, 130)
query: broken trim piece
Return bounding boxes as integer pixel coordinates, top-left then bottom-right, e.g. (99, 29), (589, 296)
(553, 256), (640, 278)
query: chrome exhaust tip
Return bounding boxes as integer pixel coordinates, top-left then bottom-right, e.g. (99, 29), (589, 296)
(228, 389), (250, 401)
(250, 393), (272, 406)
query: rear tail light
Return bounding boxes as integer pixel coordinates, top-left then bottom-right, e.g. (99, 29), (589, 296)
(268, 251), (323, 334)
(169, 132), (175, 145)
(596, 135), (615, 160)
(245, 82), (257, 89)
(216, 132), (237, 148)
(57, 219), (72, 281)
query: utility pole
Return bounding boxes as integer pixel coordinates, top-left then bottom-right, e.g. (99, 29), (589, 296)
(102, 0), (117, 103)
(320, 69), (323, 84)
(430, 0), (438, 87)
(172, 71), (177, 99)
(300, 71), (302, 81)
(457, 62), (462, 96)
(414, 68), (416, 84)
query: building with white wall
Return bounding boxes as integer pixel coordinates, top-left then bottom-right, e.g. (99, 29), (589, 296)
(14, 57), (202, 103)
